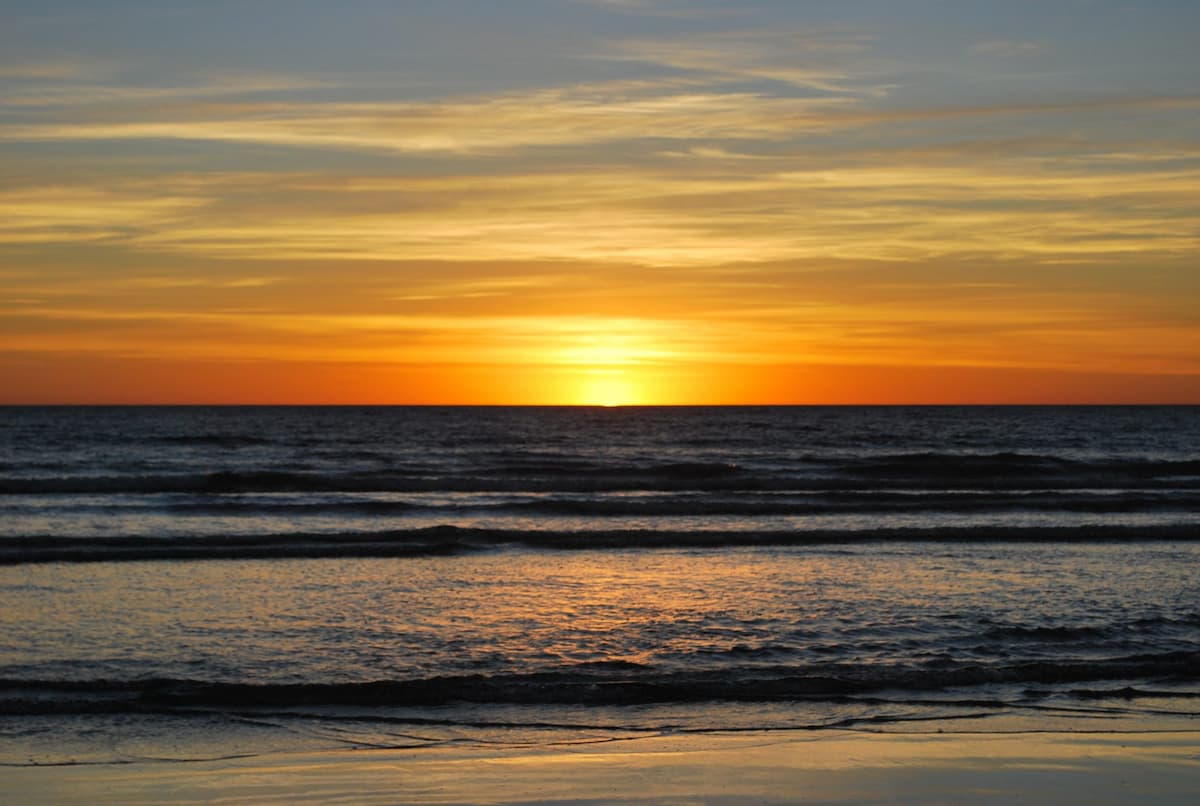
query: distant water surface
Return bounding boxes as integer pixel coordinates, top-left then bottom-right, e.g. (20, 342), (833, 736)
(0, 406), (1197, 763)
(2, 405), (1198, 549)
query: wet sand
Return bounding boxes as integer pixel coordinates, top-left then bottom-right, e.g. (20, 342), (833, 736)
(8, 729), (1199, 805)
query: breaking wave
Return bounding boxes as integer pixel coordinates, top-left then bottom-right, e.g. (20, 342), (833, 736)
(4, 649), (1197, 715)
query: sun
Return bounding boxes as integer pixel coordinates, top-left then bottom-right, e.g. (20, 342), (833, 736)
(577, 370), (641, 407)
(540, 324), (674, 406)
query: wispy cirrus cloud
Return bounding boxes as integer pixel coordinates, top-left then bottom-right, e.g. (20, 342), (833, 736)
(0, 84), (859, 154)
(4, 146), (1196, 267)
(5, 66), (1193, 160)
(599, 29), (879, 93)
(0, 186), (206, 245)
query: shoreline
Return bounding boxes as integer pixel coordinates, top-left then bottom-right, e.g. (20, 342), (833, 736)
(8, 729), (1199, 805)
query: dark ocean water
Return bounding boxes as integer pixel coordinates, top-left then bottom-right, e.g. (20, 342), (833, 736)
(1, 406), (1198, 763)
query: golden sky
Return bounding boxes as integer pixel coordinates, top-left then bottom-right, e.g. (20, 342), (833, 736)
(2, 1), (1198, 403)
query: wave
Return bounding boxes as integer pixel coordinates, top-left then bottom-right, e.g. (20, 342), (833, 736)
(3, 650), (1196, 714)
(544, 491), (1182, 516)
(481, 460), (742, 478)
(978, 614), (1200, 643)
(979, 624), (1109, 642)
(2, 455), (1197, 496)
(0, 469), (752, 495)
(151, 434), (276, 448)
(0, 471), (348, 495)
(477, 490), (1200, 517)
(52, 489), (1178, 519)
(830, 452), (1200, 485)
(3, 523), (1197, 564)
(163, 499), (420, 516)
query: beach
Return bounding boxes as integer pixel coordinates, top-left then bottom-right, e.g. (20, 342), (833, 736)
(9, 729), (1199, 805)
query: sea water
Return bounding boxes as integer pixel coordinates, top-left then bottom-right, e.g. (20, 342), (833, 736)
(1, 406), (1197, 764)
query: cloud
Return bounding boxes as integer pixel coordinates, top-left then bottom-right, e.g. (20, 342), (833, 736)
(600, 29), (878, 92)
(0, 28), (887, 155)
(0, 82), (860, 154)
(114, 276), (281, 290)
(0, 186), (207, 245)
(5, 63), (1194, 161)
(3, 144), (1197, 267)
(0, 72), (340, 108)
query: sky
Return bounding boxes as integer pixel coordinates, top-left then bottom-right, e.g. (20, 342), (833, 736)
(2, 0), (1198, 404)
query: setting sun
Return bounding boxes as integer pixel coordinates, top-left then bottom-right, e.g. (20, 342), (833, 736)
(543, 328), (671, 406)
(574, 370), (641, 407)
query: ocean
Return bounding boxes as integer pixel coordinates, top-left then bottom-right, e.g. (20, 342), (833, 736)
(1, 405), (1198, 765)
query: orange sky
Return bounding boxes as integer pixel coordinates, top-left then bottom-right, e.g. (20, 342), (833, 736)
(2, 1), (1198, 404)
